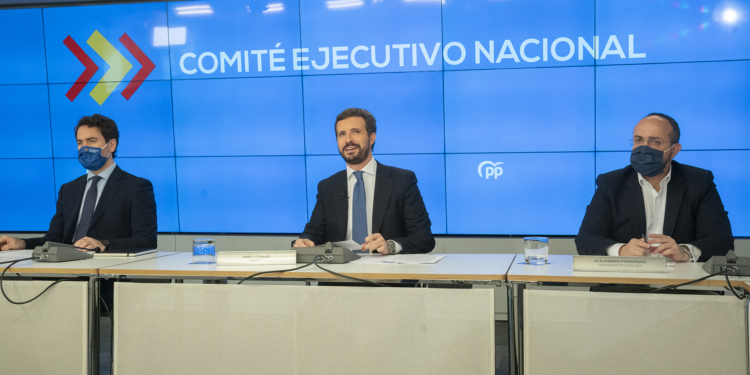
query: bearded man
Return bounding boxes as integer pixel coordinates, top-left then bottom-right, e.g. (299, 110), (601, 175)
(294, 108), (435, 255)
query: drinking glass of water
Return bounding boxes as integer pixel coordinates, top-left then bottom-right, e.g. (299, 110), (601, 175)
(524, 237), (548, 265)
(193, 238), (216, 264)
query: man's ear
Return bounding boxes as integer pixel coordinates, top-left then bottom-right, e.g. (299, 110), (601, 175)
(109, 139), (118, 155)
(671, 142), (681, 158)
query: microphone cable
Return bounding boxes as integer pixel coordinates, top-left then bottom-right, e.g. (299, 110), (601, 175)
(648, 268), (747, 300)
(0, 257), (78, 305)
(237, 255), (388, 286)
(312, 255), (388, 287)
(237, 260), (316, 285)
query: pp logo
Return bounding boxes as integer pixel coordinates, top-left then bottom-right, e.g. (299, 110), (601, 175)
(478, 161), (504, 179)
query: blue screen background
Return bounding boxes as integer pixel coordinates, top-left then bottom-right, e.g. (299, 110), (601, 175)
(1, 0), (748, 237)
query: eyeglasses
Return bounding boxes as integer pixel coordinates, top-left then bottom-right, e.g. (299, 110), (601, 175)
(629, 137), (670, 149)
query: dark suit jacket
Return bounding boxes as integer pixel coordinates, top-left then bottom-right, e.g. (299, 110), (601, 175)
(24, 165), (157, 251)
(300, 162), (435, 253)
(575, 161), (733, 262)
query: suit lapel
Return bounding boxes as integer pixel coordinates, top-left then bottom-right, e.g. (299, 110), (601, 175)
(372, 162), (393, 234)
(663, 163), (686, 237)
(623, 170), (648, 238)
(89, 165), (123, 227)
(332, 171), (348, 239)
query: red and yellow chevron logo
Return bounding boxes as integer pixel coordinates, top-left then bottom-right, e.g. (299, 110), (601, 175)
(63, 30), (154, 105)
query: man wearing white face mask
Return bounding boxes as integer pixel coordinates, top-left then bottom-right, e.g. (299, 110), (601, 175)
(575, 113), (734, 262)
(0, 114), (157, 253)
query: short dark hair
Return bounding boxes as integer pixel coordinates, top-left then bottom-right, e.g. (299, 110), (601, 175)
(335, 108), (377, 151)
(644, 113), (680, 144)
(74, 114), (120, 158)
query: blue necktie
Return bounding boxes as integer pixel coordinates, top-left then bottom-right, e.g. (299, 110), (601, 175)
(352, 171), (367, 244)
(74, 175), (102, 242)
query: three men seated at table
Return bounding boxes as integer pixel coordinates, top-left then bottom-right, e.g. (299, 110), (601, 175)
(0, 114), (158, 252)
(294, 108), (435, 255)
(0, 111), (734, 265)
(576, 113), (733, 262)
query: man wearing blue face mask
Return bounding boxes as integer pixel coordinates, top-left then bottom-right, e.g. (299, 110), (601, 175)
(575, 113), (733, 262)
(0, 114), (157, 252)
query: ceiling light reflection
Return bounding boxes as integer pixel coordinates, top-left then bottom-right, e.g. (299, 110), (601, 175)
(175, 4), (213, 15)
(264, 3), (284, 13)
(326, 0), (364, 9)
(153, 27), (187, 46)
(175, 5), (210, 11)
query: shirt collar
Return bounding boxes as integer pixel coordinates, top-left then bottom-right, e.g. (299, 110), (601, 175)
(637, 163), (672, 188)
(86, 162), (117, 182)
(346, 158), (378, 179)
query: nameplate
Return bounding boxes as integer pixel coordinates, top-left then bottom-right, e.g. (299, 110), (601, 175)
(217, 251), (296, 266)
(573, 256), (667, 273)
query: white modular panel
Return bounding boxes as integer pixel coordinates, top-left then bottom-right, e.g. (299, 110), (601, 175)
(523, 290), (745, 375)
(114, 283), (495, 375)
(0, 280), (88, 375)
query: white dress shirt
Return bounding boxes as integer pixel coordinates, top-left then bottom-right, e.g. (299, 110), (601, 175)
(74, 162), (117, 234)
(345, 158), (401, 253)
(606, 165), (701, 261)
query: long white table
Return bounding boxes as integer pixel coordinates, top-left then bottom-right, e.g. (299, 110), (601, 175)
(507, 254), (749, 287)
(5, 250), (744, 375)
(0, 250), (178, 375)
(506, 255), (749, 375)
(98, 252), (517, 281)
(99, 253), (517, 375)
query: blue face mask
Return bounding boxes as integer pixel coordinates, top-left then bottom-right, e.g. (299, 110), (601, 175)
(78, 141), (111, 171)
(630, 144), (674, 177)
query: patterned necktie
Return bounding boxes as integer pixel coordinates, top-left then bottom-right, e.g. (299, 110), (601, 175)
(74, 175), (102, 242)
(352, 171), (367, 244)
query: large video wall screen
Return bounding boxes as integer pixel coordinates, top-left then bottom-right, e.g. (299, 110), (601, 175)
(1, 1), (748, 236)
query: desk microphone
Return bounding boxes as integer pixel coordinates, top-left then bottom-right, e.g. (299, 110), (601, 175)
(32, 242), (93, 262)
(703, 250), (750, 276)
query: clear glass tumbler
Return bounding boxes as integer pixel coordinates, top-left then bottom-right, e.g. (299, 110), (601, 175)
(524, 237), (548, 265)
(192, 238), (216, 264)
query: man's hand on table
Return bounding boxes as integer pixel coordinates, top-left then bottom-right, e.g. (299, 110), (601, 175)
(74, 237), (105, 252)
(0, 235), (25, 251)
(618, 238), (651, 257)
(648, 234), (688, 262)
(293, 239), (315, 247)
(362, 233), (392, 255)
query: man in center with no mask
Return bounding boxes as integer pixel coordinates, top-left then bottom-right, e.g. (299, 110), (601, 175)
(294, 108), (435, 254)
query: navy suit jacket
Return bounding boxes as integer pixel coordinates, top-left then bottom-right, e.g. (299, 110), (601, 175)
(24, 165), (157, 251)
(300, 162), (435, 254)
(575, 161), (733, 262)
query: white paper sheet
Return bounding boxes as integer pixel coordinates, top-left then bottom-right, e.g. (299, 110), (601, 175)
(383, 254), (446, 265)
(352, 255), (393, 264)
(332, 240), (363, 252)
(0, 250), (26, 259)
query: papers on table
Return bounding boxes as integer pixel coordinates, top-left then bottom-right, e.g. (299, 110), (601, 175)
(354, 254), (445, 265)
(0, 250), (24, 256)
(332, 240), (363, 252)
(650, 252), (676, 271)
(385, 254), (445, 264)
(0, 250), (28, 260)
